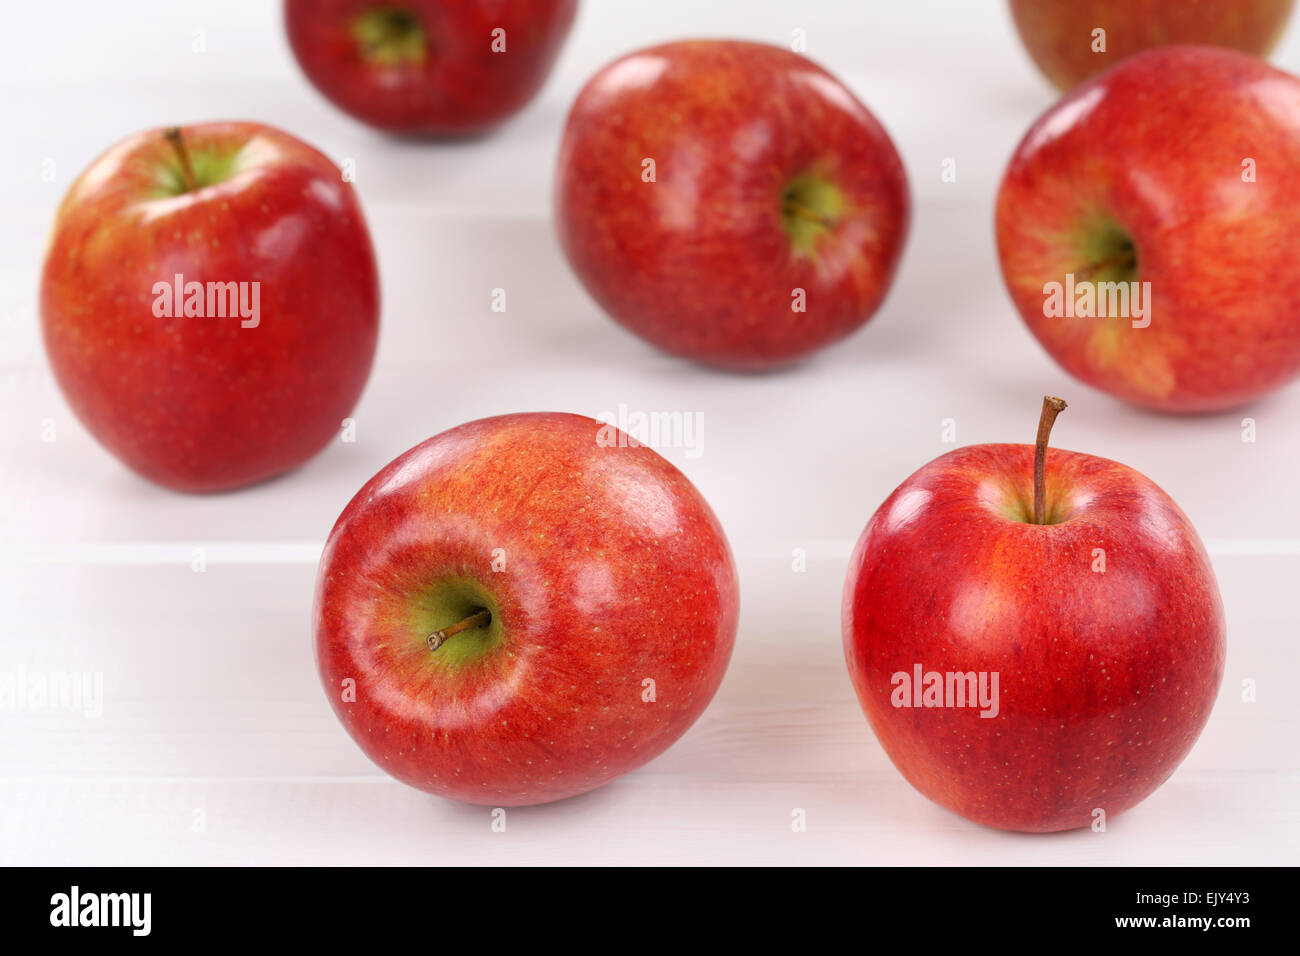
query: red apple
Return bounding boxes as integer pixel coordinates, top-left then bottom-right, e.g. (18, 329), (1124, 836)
(40, 122), (379, 492)
(313, 412), (739, 806)
(555, 40), (909, 371)
(996, 46), (1300, 413)
(284, 0), (578, 136)
(1009, 0), (1295, 90)
(842, 397), (1225, 832)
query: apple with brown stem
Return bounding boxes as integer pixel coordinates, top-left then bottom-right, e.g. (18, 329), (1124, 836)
(313, 412), (740, 806)
(842, 396), (1225, 832)
(40, 121), (379, 492)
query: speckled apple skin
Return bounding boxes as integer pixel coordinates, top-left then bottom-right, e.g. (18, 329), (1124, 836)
(284, 0), (578, 136)
(555, 40), (909, 370)
(996, 46), (1300, 412)
(313, 412), (740, 806)
(1010, 0), (1294, 90)
(40, 122), (379, 492)
(842, 444), (1225, 832)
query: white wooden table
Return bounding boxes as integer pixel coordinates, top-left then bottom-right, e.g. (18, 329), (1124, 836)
(2, 0), (1297, 865)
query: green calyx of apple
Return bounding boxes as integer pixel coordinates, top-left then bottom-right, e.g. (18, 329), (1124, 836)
(353, 6), (427, 67)
(158, 127), (239, 197)
(415, 577), (503, 667)
(1076, 214), (1138, 284)
(781, 171), (845, 254)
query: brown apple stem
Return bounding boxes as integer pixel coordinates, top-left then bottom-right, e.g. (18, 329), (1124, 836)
(1075, 252), (1134, 281)
(1033, 395), (1068, 525)
(163, 127), (198, 193)
(426, 608), (491, 652)
(783, 202), (827, 225)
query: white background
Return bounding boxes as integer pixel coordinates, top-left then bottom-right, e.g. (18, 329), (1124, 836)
(2, 1), (1298, 865)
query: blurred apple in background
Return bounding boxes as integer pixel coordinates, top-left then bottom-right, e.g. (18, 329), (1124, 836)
(314, 412), (739, 806)
(996, 46), (1300, 412)
(843, 397), (1225, 832)
(555, 39), (909, 371)
(40, 121), (379, 492)
(1009, 0), (1295, 89)
(284, 0), (578, 136)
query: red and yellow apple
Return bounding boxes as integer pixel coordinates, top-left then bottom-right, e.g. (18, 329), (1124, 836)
(313, 412), (740, 806)
(1009, 0), (1295, 90)
(842, 398), (1225, 832)
(996, 46), (1300, 412)
(555, 40), (910, 371)
(284, 0), (578, 136)
(40, 121), (379, 492)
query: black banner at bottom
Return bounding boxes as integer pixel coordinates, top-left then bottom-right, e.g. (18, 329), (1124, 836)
(1, 865), (1287, 942)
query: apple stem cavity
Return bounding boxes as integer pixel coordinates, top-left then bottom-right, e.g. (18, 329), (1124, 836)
(163, 127), (199, 194)
(1076, 248), (1136, 282)
(426, 608), (492, 652)
(781, 172), (844, 254)
(353, 7), (427, 66)
(1033, 395), (1068, 525)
